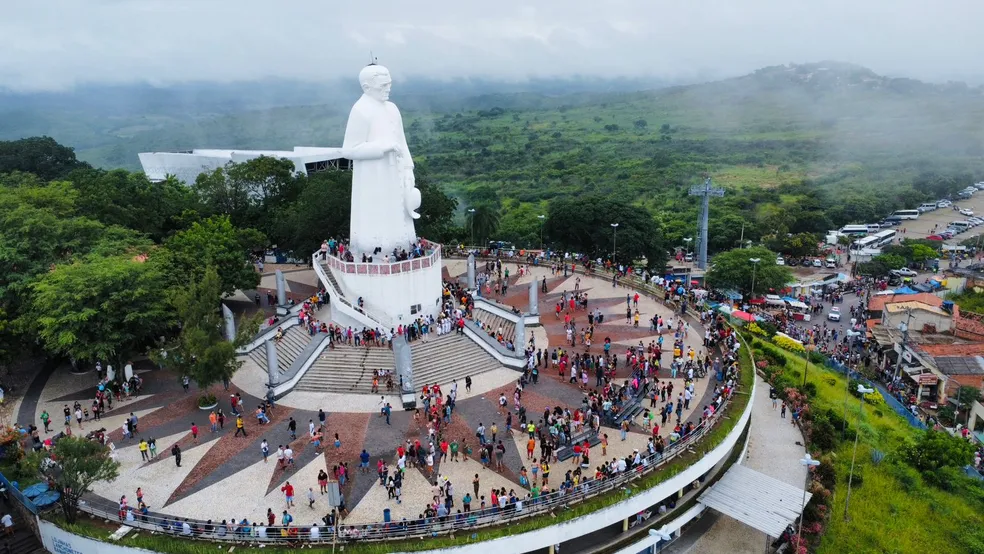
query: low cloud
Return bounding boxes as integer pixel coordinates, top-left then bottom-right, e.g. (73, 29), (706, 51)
(2, 1), (982, 91)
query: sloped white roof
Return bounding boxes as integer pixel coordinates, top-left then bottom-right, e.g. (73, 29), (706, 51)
(698, 464), (811, 537)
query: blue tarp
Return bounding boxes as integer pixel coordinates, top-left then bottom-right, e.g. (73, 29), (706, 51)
(722, 290), (742, 301)
(21, 482), (48, 499)
(781, 296), (798, 302)
(894, 286), (918, 295)
(32, 490), (60, 508)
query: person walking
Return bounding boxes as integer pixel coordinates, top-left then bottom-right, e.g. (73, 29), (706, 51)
(235, 415), (248, 437)
(261, 439), (270, 462)
(171, 444), (182, 467)
(40, 410), (51, 433)
(281, 481), (295, 508)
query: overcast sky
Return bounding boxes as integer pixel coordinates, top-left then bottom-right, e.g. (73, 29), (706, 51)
(2, 1), (982, 91)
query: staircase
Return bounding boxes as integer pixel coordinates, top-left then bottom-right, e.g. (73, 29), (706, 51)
(296, 334), (506, 393)
(246, 325), (314, 375)
(1, 505), (45, 553)
(471, 308), (517, 343)
(320, 262), (347, 299)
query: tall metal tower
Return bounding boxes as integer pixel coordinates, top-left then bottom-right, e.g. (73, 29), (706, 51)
(688, 177), (725, 270)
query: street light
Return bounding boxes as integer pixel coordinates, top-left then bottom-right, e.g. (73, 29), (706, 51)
(683, 237), (693, 258)
(749, 257), (761, 299)
(649, 527), (672, 554)
(610, 223), (619, 262)
(803, 343), (816, 388)
(844, 384), (874, 521)
(798, 453), (821, 546)
(537, 214), (546, 251)
(468, 208), (476, 247)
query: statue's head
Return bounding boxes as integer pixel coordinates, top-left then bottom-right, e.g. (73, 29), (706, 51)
(359, 64), (392, 102)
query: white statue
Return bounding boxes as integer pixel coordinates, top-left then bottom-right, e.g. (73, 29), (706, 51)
(343, 64), (421, 257)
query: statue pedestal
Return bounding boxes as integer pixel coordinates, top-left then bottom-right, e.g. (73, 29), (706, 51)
(325, 242), (443, 328)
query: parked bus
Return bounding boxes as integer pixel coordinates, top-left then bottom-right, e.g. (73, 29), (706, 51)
(891, 210), (920, 220)
(851, 229), (897, 251)
(840, 225), (870, 237)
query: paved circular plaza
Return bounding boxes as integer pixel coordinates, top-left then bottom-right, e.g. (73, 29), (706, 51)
(17, 262), (716, 529)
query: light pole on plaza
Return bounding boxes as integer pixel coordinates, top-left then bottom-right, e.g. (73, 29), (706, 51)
(749, 257), (761, 299)
(798, 453), (821, 546)
(844, 384), (874, 521)
(538, 214), (546, 251)
(468, 208), (476, 247)
(610, 223), (619, 262)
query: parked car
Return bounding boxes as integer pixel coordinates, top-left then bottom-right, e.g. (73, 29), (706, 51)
(938, 200), (952, 208)
(776, 256), (785, 266)
(685, 253), (693, 262)
(893, 268), (918, 277)
(969, 217), (983, 225)
(828, 307), (841, 321)
(960, 208), (975, 216)
(825, 259), (837, 268)
(926, 234), (945, 241)
(812, 258), (822, 268)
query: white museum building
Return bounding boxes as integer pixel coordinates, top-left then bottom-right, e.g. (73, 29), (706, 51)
(138, 146), (352, 184)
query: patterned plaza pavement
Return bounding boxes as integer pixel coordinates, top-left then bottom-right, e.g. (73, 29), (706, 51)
(17, 262), (719, 529)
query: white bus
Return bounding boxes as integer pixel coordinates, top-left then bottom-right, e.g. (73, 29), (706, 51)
(851, 229), (897, 251)
(891, 210), (920, 220)
(840, 225), (869, 237)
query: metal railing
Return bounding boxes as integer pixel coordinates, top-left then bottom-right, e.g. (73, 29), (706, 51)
(312, 253), (392, 330)
(75, 390), (738, 545)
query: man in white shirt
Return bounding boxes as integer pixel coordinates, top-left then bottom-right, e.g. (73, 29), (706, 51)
(0, 513), (11, 535)
(310, 523), (320, 539)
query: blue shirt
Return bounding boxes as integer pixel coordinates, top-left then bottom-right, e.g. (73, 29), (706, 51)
(360, 451), (370, 464)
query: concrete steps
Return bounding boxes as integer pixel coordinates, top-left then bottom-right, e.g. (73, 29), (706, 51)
(246, 324), (314, 375)
(472, 308), (516, 343)
(296, 334), (507, 393)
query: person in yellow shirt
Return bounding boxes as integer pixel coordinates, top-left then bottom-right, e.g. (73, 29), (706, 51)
(138, 439), (149, 461)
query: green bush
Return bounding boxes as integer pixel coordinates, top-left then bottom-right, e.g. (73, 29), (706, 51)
(802, 381), (818, 398)
(810, 412), (840, 452)
(901, 430), (975, 473)
(758, 320), (778, 336)
(938, 406), (956, 426)
(889, 461), (923, 493)
(808, 351), (827, 364)
(922, 466), (966, 492)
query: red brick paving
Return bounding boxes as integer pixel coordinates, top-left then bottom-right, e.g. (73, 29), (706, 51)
(321, 412), (370, 494)
(166, 407), (295, 505)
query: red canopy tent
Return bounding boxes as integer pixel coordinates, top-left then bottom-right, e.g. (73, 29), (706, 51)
(730, 310), (756, 322)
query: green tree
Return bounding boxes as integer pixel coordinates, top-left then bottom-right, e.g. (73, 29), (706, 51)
(192, 156), (300, 236)
(955, 385), (983, 426)
(0, 136), (91, 181)
(154, 267), (261, 405)
(28, 253), (172, 367)
(159, 216), (264, 296)
(271, 171), (351, 257)
(67, 169), (199, 241)
(901, 429), (975, 472)
(416, 173), (458, 242)
(41, 436), (120, 523)
(467, 204), (501, 245)
(704, 246), (793, 296)
(543, 196), (665, 268)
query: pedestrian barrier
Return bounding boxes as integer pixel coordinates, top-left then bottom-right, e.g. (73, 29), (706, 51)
(73, 390), (738, 546)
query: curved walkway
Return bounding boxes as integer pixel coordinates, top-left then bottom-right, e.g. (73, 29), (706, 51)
(674, 372), (807, 553)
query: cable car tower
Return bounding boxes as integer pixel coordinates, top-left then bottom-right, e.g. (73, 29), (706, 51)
(689, 177), (725, 270)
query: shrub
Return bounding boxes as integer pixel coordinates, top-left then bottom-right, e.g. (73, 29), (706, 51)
(809, 412), (840, 452)
(901, 430), (975, 473)
(890, 461), (922, 493)
(807, 351), (826, 364)
(801, 382), (818, 398)
(757, 320), (778, 336)
(774, 334), (806, 353)
(815, 455), (838, 490)
(938, 405), (956, 426)
(746, 322), (768, 336)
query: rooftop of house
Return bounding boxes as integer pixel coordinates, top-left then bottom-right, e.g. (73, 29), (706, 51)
(868, 293), (944, 313)
(884, 302), (950, 316)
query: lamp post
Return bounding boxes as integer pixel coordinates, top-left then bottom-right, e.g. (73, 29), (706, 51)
(844, 384), (874, 521)
(537, 214), (546, 251)
(610, 223), (619, 263)
(648, 527), (672, 554)
(683, 237), (693, 259)
(803, 343), (815, 388)
(798, 453), (821, 546)
(749, 257), (761, 300)
(468, 208), (476, 247)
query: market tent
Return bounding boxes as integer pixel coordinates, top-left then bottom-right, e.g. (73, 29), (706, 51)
(731, 310), (756, 322)
(717, 305), (734, 314)
(781, 296), (798, 303)
(722, 289), (743, 301)
(787, 300), (809, 310)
